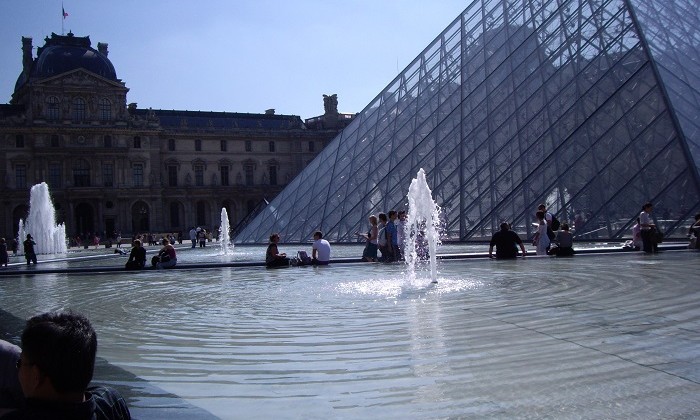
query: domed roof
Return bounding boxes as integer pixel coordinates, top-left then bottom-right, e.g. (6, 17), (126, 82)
(14, 32), (117, 92)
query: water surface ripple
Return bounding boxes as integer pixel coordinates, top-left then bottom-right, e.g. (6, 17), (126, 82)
(0, 251), (699, 419)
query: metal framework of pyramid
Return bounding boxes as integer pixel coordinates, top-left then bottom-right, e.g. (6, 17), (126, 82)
(236, 0), (700, 243)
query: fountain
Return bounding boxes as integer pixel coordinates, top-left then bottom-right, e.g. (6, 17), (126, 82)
(17, 182), (67, 255)
(219, 207), (233, 255)
(404, 168), (442, 284)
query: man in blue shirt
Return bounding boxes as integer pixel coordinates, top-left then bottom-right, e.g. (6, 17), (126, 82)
(386, 210), (399, 262)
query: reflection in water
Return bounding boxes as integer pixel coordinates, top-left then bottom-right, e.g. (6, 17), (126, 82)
(0, 252), (699, 418)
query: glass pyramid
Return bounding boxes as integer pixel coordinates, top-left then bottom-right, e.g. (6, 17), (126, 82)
(236, 0), (700, 243)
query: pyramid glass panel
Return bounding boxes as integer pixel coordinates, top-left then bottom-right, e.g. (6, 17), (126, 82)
(236, 0), (700, 244)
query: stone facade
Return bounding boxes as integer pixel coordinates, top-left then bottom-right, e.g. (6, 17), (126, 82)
(0, 33), (353, 240)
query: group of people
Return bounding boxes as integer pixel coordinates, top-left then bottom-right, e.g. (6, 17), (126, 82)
(124, 238), (177, 270)
(356, 210), (407, 263)
(0, 310), (131, 418)
(266, 231), (332, 268)
(188, 227), (210, 248)
(0, 235), (38, 267)
(489, 203), (574, 259)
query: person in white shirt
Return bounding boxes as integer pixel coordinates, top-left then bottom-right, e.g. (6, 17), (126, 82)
(311, 231), (331, 265)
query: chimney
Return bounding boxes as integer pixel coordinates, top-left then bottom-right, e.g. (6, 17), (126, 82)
(97, 42), (109, 56)
(21, 37), (33, 73)
(265, 109), (275, 115)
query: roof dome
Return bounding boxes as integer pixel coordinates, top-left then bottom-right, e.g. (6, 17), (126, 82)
(14, 32), (117, 92)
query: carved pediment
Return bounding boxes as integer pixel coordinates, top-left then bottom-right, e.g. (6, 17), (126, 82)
(37, 69), (127, 91)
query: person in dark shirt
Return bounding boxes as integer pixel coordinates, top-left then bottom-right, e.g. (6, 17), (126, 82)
(489, 222), (527, 259)
(23, 235), (37, 266)
(124, 239), (146, 270)
(1, 310), (131, 419)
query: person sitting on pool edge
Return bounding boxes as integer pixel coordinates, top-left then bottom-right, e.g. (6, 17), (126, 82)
(125, 239), (147, 270)
(153, 238), (177, 269)
(2, 310), (131, 419)
(311, 231), (331, 266)
(266, 233), (290, 268)
(489, 222), (527, 259)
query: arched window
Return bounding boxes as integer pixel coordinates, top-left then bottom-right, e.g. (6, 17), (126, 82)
(46, 96), (60, 120)
(73, 97), (86, 122)
(72, 159), (91, 187)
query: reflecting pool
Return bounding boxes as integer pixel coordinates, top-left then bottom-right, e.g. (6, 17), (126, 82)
(1, 245), (699, 419)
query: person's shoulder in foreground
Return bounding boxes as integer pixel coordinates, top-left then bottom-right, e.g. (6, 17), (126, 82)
(0, 310), (130, 420)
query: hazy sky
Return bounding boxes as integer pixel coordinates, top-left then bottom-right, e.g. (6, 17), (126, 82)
(1, 1), (467, 120)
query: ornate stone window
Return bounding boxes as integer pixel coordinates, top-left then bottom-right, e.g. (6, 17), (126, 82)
(73, 97), (86, 122)
(99, 98), (111, 121)
(268, 165), (277, 185)
(48, 163), (62, 188)
(220, 140), (227, 152)
(245, 140), (252, 152)
(72, 159), (91, 187)
(132, 163), (144, 187)
(220, 165), (230, 186)
(194, 165), (204, 186)
(15, 164), (27, 189)
(46, 96), (60, 120)
(168, 165), (178, 187)
(102, 163), (114, 187)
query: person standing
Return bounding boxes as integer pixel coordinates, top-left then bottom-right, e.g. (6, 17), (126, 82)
(396, 210), (407, 262)
(533, 211), (550, 256)
(489, 222), (526, 259)
(311, 231), (331, 265)
(385, 210), (399, 262)
(356, 215), (379, 262)
(23, 234), (37, 266)
(639, 202), (657, 254)
(631, 218), (642, 250)
(189, 227), (197, 248)
(376, 213), (389, 262)
(0, 238), (8, 268)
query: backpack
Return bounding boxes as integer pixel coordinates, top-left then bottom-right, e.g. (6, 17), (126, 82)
(550, 214), (560, 231)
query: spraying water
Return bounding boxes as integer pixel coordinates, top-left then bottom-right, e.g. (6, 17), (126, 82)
(219, 207), (233, 256)
(404, 168), (441, 284)
(17, 182), (67, 255)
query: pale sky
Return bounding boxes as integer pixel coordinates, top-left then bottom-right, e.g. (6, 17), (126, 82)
(1, 1), (467, 120)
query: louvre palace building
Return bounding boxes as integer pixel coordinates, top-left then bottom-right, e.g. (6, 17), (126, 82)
(0, 32), (353, 240)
